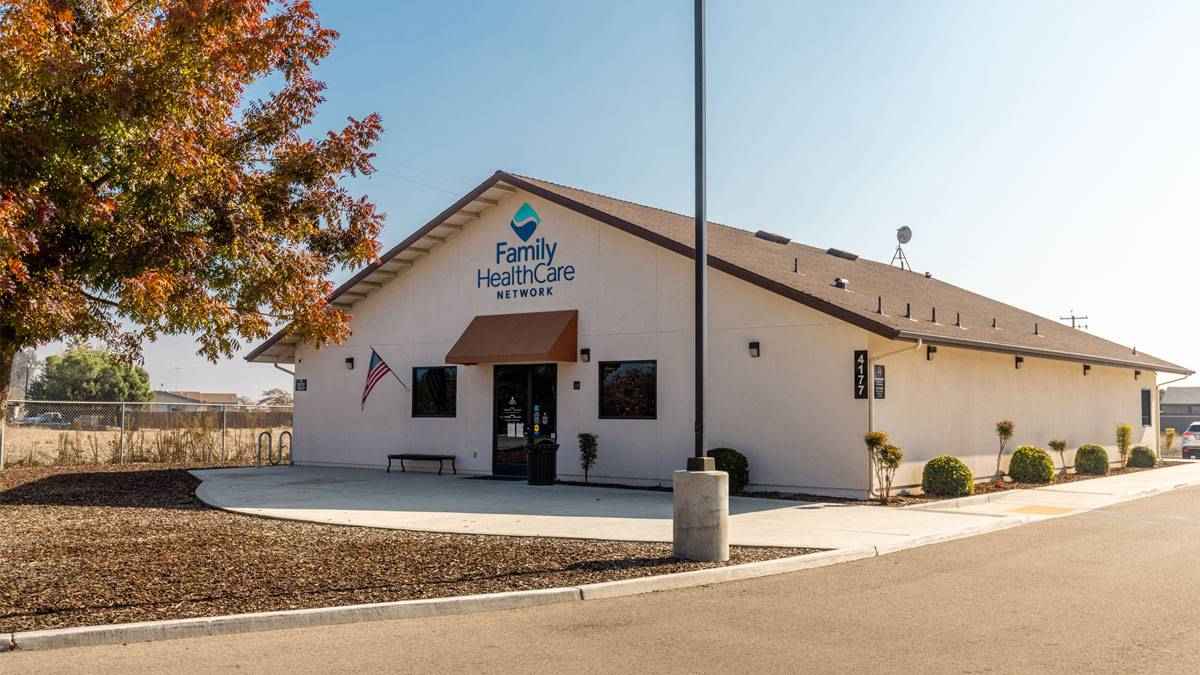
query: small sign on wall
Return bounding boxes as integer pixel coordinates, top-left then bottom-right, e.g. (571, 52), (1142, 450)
(854, 350), (868, 399)
(295, 378), (308, 392)
(873, 364), (886, 399)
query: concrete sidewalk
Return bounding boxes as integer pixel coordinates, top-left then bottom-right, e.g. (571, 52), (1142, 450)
(192, 461), (1200, 551)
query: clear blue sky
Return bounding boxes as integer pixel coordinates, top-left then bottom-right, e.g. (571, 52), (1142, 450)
(41, 1), (1200, 397)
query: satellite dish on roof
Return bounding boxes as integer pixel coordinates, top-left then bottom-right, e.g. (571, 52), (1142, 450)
(891, 226), (913, 271)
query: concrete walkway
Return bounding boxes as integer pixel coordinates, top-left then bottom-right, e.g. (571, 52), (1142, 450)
(191, 462), (1200, 551)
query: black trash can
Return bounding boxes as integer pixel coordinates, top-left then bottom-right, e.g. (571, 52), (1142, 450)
(527, 439), (560, 486)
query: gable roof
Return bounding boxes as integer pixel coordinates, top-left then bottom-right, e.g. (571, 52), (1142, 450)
(246, 171), (1190, 375)
(153, 390), (241, 405)
(1162, 387), (1200, 405)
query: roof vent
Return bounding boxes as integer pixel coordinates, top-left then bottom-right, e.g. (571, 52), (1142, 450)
(924, 271), (933, 278)
(755, 230), (791, 245)
(833, 277), (849, 290)
(826, 248), (858, 261)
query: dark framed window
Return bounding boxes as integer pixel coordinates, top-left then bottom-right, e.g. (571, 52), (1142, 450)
(599, 360), (657, 419)
(1141, 389), (1153, 427)
(412, 366), (457, 417)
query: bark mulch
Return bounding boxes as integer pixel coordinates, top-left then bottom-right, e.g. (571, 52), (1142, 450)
(0, 464), (814, 633)
(743, 461), (1186, 507)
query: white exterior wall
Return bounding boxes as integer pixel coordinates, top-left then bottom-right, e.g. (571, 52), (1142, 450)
(287, 186), (1160, 498)
(869, 334), (1160, 491)
(291, 189), (871, 496)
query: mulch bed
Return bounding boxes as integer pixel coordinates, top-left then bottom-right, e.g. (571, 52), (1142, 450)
(743, 461), (1187, 507)
(0, 464), (814, 633)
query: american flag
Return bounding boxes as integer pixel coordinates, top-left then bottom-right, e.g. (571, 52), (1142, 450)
(361, 348), (393, 410)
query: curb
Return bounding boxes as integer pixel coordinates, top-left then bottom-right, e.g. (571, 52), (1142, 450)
(9, 587), (580, 652)
(577, 547), (876, 600)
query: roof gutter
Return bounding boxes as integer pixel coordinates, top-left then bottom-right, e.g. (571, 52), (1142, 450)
(896, 331), (1192, 376)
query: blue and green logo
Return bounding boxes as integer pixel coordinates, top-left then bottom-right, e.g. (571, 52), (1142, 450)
(510, 202), (540, 242)
(478, 201), (576, 300)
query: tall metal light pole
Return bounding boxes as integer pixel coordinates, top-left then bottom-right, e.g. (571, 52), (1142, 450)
(689, 0), (711, 471)
(673, 0), (728, 562)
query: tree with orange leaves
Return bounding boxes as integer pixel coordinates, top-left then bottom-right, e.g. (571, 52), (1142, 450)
(0, 1), (383, 408)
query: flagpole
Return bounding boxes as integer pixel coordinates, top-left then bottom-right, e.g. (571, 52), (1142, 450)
(368, 346), (408, 389)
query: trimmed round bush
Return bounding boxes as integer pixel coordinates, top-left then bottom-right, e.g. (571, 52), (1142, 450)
(922, 455), (974, 497)
(1075, 444), (1109, 475)
(1128, 445), (1156, 468)
(707, 447), (749, 494)
(1008, 445), (1055, 483)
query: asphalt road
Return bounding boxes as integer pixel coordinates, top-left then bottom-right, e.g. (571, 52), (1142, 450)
(8, 485), (1200, 674)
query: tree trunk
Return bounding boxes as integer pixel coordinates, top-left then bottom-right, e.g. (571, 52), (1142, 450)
(0, 340), (17, 468)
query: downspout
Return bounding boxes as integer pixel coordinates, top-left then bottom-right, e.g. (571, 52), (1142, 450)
(865, 338), (922, 500)
(1157, 372), (1192, 455)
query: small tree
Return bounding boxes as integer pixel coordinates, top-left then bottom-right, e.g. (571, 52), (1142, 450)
(578, 433), (598, 483)
(864, 432), (902, 504)
(1048, 440), (1068, 478)
(995, 420), (1015, 479)
(258, 388), (294, 407)
(29, 346), (152, 402)
(1116, 424), (1133, 467)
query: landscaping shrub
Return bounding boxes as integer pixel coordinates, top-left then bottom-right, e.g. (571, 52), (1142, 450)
(1075, 444), (1109, 475)
(578, 433), (598, 483)
(1048, 440), (1068, 478)
(922, 455), (974, 497)
(707, 447), (749, 494)
(1116, 424), (1133, 466)
(994, 419), (1015, 479)
(1008, 445), (1055, 483)
(864, 432), (902, 504)
(1128, 445), (1156, 468)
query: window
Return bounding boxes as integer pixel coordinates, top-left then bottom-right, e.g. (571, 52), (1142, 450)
(599, 360), (657, 419)
(1141, 389), (1153, 427)
(412, 366), (457, 417)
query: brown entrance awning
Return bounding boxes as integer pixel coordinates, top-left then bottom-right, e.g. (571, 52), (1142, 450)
(445, 310), (578, 365)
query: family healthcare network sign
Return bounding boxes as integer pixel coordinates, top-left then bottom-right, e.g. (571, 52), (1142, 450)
(476, 202), (576, 301)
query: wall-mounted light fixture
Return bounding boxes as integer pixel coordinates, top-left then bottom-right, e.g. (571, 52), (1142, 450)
(345, 357), (355, 370)
(1134, 370), (1141, 380)
(1015, 356), (1024, 370)
(580, 348), (590, 363)
(926, 345), (938, 361)
(748, 341), (761, 358)
(1083, 364), (1091, 376)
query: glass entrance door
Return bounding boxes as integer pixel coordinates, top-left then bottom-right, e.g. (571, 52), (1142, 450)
(493, 364), (557, 476)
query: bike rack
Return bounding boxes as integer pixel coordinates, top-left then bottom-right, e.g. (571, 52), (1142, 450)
(277, 431), (292, 465)
(257, 430), (291, 466)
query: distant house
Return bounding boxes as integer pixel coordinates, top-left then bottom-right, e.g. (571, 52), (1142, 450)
(151, 390), (240, 411)
(1161, 387), (1200, 434)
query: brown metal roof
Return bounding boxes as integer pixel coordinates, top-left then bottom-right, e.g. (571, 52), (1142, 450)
(247, 171), (1190, 375)
(445, 310), (578, 365)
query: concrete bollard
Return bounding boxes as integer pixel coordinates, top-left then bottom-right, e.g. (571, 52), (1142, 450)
(672, 469), (730, 562)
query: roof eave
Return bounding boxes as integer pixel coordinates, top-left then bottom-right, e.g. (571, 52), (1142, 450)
(895, 330), (1193, 375)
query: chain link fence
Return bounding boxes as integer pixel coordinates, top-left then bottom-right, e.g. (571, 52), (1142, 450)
(0, 400), (292, 469)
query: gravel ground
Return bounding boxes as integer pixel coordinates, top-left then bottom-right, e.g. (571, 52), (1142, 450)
(0, 464), (813, 633)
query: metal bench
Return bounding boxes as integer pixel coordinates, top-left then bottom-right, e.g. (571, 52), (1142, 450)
(386, 453), (457, 475)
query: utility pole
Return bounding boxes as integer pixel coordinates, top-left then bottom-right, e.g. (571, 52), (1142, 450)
(1060, 310), (1089, 330)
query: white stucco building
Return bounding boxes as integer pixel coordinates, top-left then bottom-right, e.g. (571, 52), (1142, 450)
(247, 171), (1190, 497)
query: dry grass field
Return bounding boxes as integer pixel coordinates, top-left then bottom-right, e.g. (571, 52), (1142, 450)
(2, 425), (291, 468)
